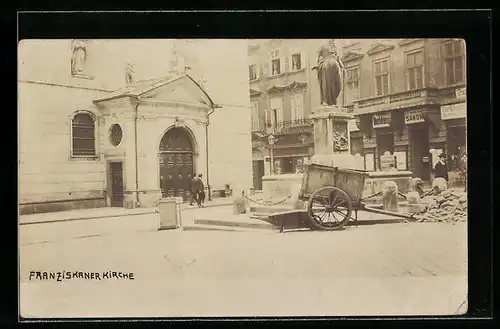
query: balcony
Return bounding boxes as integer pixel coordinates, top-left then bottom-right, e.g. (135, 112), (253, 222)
(271, 118), (313, 135)
(352, 87), (440, 115)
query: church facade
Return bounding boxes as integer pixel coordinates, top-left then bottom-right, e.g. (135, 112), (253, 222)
(19, 39), (253, 214)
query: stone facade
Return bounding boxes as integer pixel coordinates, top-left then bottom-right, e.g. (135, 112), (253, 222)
(248, 39), (335, 189)
(19, 39), (252, 214)
(340, 38), (466, 187)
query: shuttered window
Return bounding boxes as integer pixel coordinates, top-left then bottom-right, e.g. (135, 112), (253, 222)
(374, 60), (389, 96)
(443, 40), (465, 85)
(406, 51), (424, 90)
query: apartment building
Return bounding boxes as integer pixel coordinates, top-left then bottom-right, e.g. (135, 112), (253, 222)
(342, 38), (466, 187)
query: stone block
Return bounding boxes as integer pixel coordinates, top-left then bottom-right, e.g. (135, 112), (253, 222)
(432, 178), (448, 194)
(309, 154), (364, 170)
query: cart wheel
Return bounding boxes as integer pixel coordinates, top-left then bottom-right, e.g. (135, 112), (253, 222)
(307, 186), (352, 230)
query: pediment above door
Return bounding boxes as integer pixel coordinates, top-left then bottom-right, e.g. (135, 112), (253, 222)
(93, 74), (216, 110)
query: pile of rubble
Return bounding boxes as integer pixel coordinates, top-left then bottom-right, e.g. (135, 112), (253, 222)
(414, 190), (467, 223)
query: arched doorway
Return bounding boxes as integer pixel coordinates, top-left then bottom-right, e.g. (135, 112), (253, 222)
(159, 127), (194, 200)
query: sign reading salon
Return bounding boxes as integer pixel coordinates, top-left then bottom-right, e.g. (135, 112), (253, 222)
(441, 102), (466, 120)
(372, 113), (391, 128)
(404, 109), (425, 124)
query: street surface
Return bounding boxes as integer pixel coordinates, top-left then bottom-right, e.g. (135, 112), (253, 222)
(20, 207), (468, 318)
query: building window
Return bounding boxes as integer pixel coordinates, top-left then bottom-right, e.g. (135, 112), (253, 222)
(249, 64), (257, 81)
(72, 112), (96, 156)
(291, 53), (302, 71)
(290, 93), (305, 123)
(270, 97), (283, 127)
(443, 40), (465, 85)
(289, 46), (305, 72)
(346, 66), (360, 104)
(270, 49), (281, 76)
(406, 51), (424, 90)
(109, 124), (123, 147)
(374, 59), (389, 96)
(251, 102), (260, 131)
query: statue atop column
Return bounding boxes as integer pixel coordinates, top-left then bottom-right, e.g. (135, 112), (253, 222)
(312, 40), (345, 106)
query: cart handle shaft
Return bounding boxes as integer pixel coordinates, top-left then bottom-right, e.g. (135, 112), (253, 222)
(361, 205), (415, 220)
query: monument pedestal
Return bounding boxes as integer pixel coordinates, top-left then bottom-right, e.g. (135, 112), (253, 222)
(308, 105), (364, 170)
(257, 106), (363, 212)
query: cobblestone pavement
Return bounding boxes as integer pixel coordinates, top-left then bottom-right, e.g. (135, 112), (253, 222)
(19, 211), (467, 318)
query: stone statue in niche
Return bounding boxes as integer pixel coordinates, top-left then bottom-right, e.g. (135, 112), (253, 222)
(312, 40), (345, 106)
(125, 63), (135, 84)
(71, 40), (87, 76)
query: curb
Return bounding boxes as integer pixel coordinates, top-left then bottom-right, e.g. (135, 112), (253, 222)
(19, 202), (232, 226)
(193, 217), (408, 231)
(194, 219), (279, 230)
(181, 225), (276, 233)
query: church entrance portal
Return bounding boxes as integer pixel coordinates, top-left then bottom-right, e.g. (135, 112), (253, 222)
(159, 127), (194, 200)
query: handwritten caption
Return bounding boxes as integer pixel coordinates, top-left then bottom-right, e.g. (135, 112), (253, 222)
(29, 271), (135, 282)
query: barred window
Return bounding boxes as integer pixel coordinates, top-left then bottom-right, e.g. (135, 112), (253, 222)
(72, 113), (96, 156)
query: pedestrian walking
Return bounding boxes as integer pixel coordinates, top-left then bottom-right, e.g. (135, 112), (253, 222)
(197, 174), (206, 207)
(190, 173), (201, 206)
(433, 153), (449, 182)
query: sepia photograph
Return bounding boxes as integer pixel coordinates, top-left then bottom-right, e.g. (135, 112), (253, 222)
(18, 37), (469, 318)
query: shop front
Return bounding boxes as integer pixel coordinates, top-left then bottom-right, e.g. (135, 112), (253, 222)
(272, 145), (313, 174)
(372, 112), (395, 171)
(440, 100), (467, 187)
(356, 107), (444, 183)
(405, 108), (431, 182)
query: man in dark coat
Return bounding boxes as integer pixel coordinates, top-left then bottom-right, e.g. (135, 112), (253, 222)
(434, 153), (449, 182)
(190, 173), (201, 206)
(197, 174), (205, 207)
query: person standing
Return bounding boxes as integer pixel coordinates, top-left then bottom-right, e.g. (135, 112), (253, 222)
(190, 173), (200, 207)
(187, 174), (194, 205)
(197, 174), (206, 207)
(433, 153), (449, 182)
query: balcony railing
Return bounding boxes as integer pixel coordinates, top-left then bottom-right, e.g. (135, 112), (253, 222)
(274, 118), (312, 129)
(353, 87), (440, 113)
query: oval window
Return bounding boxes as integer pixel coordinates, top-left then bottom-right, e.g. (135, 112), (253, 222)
(109, 124), (123, 146)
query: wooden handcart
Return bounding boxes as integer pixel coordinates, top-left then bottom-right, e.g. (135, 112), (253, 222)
(271, 163), (417, 232)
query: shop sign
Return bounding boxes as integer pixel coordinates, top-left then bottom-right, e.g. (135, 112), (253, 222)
(364, 153), (375, 171)
(455, 87), (466, 99)
(404, 109), (425, 124)
(372, 113), (391, 128)
(441, 102), (466, 120)
(380, 154), (396, 171)
(394, 151), (407, 170)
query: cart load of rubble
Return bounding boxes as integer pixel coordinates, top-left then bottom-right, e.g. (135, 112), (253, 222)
(414, 190), (467, 223)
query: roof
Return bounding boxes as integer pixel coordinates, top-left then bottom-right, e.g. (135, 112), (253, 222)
(93, 73), (215, 107)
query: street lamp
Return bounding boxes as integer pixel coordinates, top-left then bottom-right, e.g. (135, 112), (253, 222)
(268, 133), (276, 175)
